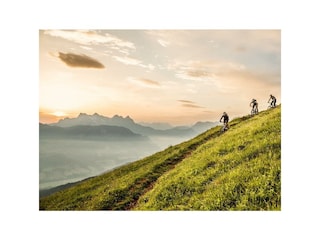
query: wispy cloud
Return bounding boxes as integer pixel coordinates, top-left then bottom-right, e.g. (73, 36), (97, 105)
(113, 56), (155, 70)
(44, 30), (134, 48)
(182, 103), (204, 108)
(44, 30), (136, 54)
(128, 77), (160, 88)
(170, 60), (218, 82)
(113, 56), (141, 65)
(178, 100), (195, 104)
(175, 68), (212, 82)
(170, 59), (279, 93)
(80, 46), (93, 51)
(203, 110), (216, 114)
(58, 52), (105, 68)
(178, 100), (204, 108)
(45, 30), (161, 71)
(146, 30), (190, 47)
(158, 39), (170, 47)
(138, 78), (160, 86)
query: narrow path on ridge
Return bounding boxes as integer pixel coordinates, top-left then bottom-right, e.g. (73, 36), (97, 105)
(101, 115), (252, 210)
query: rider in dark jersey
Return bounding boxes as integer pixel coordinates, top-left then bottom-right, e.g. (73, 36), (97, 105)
(250, 99), (258, 113)
(268, 94), (277, 107)
(220, 112), (229, 131)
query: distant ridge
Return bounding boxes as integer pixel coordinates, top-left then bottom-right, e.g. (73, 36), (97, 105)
(51, 113), (135, 128)
(138, 122), (173, 130)
(48, 113), (218, 137)
(40, 124), (147, 141)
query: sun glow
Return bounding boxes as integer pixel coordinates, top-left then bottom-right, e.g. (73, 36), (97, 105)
(52, 111), (67, 117)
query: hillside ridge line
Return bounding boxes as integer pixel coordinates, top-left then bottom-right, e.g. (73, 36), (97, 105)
(106, 115), (251, 210)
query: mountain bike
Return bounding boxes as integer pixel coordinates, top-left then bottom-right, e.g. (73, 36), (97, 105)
(251, 107), (258, 115)
(267, 102), (276, 110)
(220, 122), (229, 132)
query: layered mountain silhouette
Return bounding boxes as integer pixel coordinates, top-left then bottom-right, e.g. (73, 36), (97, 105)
(39, 123), (147, 141)
(48, 113), (218, 137)
(138, 122), (173, 130)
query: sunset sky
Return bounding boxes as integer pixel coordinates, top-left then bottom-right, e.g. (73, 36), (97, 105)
(39, 29), (281, 125)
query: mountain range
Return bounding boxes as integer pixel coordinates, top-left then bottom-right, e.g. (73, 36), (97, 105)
(39, 123), (147, 141)
(39, 113), (219, 191)
(47, 113), (219, 137)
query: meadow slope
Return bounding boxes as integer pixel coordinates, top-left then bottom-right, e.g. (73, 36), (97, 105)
(40, 105), (281, 210)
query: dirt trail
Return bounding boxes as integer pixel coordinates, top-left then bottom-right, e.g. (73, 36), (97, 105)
(124, 129), (226, 210)
(100, 117), (251, 210)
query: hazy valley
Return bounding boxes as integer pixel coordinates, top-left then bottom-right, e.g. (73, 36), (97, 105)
(39, 113), (218, 191)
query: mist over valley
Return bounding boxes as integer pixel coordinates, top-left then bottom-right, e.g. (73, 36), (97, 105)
(39, 113), (218, 192)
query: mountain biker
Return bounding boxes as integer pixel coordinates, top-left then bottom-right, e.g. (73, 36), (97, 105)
(250, 99), (258, 114)
(268, 94), (277, 108)
(220, 112), (229, 131)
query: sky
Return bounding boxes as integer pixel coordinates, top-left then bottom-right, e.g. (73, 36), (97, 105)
(39, 29), (281, 125)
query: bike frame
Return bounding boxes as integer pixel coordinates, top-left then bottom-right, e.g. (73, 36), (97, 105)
(220, 122), (229, 132)
(251, 107), (258, 115)
(267, 102), (276, 109)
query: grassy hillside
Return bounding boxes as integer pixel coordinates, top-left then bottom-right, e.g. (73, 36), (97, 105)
(40, 106), (281, 210)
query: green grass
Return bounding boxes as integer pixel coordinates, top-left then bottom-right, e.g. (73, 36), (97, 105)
(40, 105), (281, 210)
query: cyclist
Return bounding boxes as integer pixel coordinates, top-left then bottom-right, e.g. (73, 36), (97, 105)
(220, 112), (229, 131)
(268, 94), (277, 108)
(250, 99), (259, 114)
